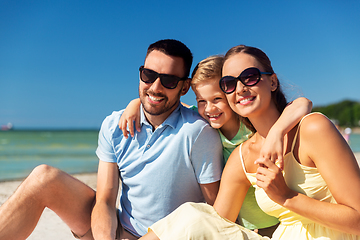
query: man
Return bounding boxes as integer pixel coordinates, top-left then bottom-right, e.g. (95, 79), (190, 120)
(0, 39), (222, 240)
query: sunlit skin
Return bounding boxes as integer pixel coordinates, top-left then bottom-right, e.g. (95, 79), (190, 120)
(194, 79), (240, 140)
(222, 53), (280, 174)
(139, 50), (190, 129)
(222, 53), (279, 126)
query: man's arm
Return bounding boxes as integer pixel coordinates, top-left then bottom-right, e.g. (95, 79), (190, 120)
(191, 123), (223, 205)
(91, 160), (119, 240)
(200, 181), (220, 205)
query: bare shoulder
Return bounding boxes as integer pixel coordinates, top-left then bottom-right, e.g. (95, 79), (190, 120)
(225, 144), (242, 167)
(223, 144), (248, 181)
(297, 113), (356, 168)
(294, 113), (344, 167)
(298, 113), (335, 137)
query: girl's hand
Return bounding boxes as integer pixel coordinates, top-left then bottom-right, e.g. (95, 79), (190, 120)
(261, 97), (312, 170)
(259, 129), (284, 170)
(118, 99), (141, 138)
(254, 157), (296, 205)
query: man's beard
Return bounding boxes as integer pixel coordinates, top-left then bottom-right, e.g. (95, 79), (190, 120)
(140, 89), (181, 116)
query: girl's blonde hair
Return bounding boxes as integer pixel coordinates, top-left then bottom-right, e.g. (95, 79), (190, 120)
(190, 55), (224, 90)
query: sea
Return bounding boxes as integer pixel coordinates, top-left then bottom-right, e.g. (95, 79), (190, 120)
(0, 130), (99, 182)
(1, 130), (360, 182)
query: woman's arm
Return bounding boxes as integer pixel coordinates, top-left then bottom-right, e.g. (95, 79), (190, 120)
(260, 97), (312, 170)
(213, 146), (251, 222)
(256, 113), (360, 234)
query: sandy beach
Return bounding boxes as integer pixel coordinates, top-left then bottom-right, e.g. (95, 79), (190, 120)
(0, 173), (98, 240)
(1, 153), (360, 239)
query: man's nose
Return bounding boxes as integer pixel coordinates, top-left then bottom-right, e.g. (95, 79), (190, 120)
(149, 77), (164, 91)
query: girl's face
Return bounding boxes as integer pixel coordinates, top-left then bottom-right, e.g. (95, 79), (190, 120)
(194, 79), (236, 129)
(222, 53), (277, 118)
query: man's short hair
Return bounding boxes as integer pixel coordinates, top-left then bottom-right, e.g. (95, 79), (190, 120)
(146, 39), (193, 79)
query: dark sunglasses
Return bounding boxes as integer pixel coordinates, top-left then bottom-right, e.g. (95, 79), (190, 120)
(139, 66), (187, 89)
(219, 67), (273, 94)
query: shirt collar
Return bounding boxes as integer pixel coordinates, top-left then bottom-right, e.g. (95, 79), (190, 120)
(140, 104), (181, 129)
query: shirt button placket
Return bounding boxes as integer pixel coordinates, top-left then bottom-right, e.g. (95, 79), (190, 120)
(144, 128), (152, 152)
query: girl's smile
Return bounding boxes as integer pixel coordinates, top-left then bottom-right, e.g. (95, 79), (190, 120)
(194, 80), (233, 129)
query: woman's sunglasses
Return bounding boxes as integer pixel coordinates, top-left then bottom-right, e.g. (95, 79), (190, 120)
(139, 66), (187, 89)
(219, 67), (273, 94)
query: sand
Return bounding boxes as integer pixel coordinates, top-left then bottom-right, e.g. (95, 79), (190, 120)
(0, 173), (98, 240)
(1, 153), (360, 239)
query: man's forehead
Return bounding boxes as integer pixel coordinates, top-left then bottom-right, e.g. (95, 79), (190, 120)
(145, 50), (183, 63)
(144, 50), (185, 74)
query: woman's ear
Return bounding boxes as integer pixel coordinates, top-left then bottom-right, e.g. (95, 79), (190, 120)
(270, 74), (278, 92)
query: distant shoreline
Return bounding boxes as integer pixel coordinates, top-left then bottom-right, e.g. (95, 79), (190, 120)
(0, 128), (99, 132)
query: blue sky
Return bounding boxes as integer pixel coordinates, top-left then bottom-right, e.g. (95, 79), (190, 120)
(1, 0), (360, 129)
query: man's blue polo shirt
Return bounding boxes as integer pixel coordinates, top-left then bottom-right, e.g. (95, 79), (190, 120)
(96, 104), (223, 236)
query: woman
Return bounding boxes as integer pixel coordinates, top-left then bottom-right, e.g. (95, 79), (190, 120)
(139, 45), (360, 239)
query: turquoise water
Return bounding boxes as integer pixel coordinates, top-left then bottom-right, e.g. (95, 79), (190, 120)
(349, 133), (360, 152)
(0, 130), (360, 182)
(0, 130), (99, 181)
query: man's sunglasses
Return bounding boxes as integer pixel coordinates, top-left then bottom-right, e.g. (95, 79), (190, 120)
(219, 67), (273, 94)
(139, 66), (188, 89)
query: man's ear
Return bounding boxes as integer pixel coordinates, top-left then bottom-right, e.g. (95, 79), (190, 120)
(270, 74), (278, 92)
(180, 78), (191, 96)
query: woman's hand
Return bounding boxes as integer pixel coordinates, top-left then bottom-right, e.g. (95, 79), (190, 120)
(118, 99), (141, 138)
(254, 157), (296, 205)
